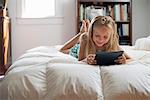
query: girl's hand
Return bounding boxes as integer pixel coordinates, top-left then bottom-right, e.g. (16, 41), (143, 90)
(115, 54), (126, 64)
(87, 54), (96, 65)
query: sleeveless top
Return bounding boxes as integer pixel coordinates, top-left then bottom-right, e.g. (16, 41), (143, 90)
(69, 44), (80, 58)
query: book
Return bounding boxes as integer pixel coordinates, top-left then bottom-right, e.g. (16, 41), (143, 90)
(124, 4), (128, 21)
(80, 4), (84, 21)
(122, 24), (129, 36)
(84, 6), (104, 21)
(114, 4), (120, 21)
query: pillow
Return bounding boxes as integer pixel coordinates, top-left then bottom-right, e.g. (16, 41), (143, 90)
(101, 63), (150, 100)
(46, 63), (103, 100)
(134, 37), (150, 51)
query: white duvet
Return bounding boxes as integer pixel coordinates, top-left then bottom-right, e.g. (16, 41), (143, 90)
(0, 45), (150, 100)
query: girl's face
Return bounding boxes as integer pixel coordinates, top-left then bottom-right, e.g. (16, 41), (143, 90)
(92, 26), (111, 48)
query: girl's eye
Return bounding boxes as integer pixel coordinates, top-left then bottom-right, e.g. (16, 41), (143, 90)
(95, 35), (99, 37)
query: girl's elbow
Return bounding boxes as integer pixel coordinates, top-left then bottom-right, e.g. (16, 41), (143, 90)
(78, 58), (82, 61)
(59, 48), (63, 52)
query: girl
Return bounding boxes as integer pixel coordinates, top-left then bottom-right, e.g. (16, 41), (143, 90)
(60, 16), (131, 64)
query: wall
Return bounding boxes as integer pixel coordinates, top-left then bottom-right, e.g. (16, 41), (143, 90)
(8, 0), (77, 62)
(132, 0), (150, 44)
(148, 0), (150, 34)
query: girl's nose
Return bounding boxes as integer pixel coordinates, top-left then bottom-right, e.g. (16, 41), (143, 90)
(98, 37), (104, 42)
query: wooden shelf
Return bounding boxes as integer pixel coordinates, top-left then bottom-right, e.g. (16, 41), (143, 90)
(115, 21), (130, 24)
(0, 10), (11, 75)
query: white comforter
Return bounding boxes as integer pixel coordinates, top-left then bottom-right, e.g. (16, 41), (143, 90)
(0, 46), (150, 100)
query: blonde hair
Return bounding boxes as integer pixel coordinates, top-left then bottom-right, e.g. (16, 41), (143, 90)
(82, 16), (119, 56)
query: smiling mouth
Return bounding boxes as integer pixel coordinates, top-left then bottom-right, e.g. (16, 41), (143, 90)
(96, 41), (104, 45)
(96, 43), (104, 47)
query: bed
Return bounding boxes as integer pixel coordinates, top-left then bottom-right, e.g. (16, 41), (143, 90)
(0, 45), (150, 100)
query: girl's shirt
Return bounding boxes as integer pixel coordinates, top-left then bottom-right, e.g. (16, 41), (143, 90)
(69, 43), (80, 58)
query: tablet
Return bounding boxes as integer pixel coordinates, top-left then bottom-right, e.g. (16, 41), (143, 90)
(95, 51), (124, 66)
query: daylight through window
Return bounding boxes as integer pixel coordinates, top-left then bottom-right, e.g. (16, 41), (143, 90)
(21, 0), (55, 18)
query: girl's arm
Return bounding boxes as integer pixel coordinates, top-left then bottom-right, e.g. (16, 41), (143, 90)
(78, 33), (88, 61)
(78, 33), (96, 64)
(123, 51), (134, 63)
(59, 32), (82, 54)
(118, 46), (131, 59)
(116, 46), (133, 64)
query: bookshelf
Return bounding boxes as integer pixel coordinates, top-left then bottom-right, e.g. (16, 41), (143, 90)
(76, 0), (132, 45)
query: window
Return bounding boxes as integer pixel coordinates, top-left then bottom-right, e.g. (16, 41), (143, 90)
(18, 0), (55, 18)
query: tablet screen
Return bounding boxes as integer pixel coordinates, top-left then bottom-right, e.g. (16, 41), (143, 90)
(95, 51), (124, 66)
